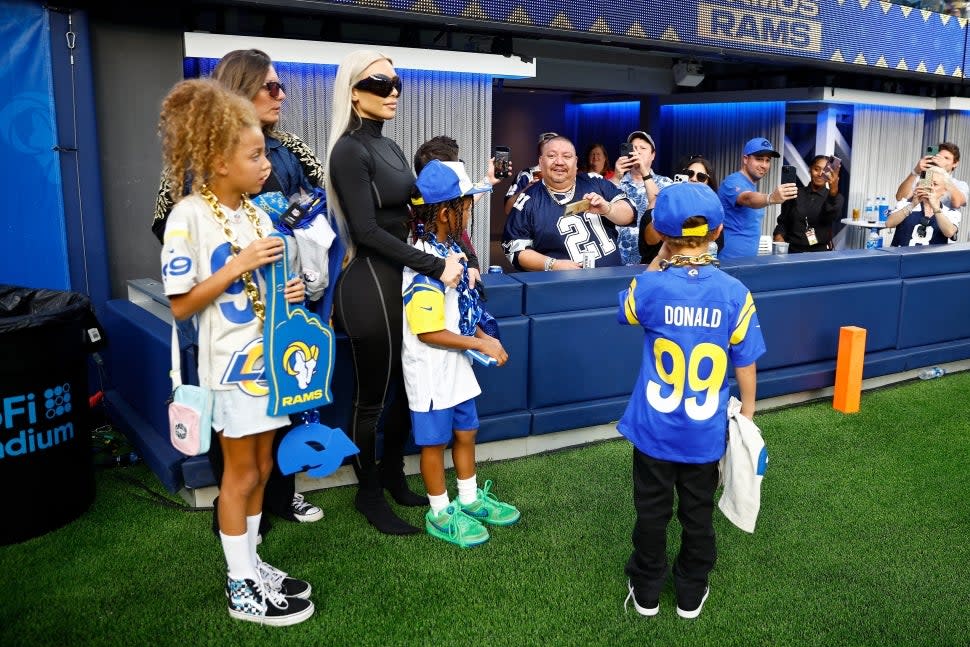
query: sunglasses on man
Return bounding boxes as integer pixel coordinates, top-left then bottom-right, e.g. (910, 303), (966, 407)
(262, 81), (285, 99)
(679, 168), (710, 183)
(354, 74), (403, 98)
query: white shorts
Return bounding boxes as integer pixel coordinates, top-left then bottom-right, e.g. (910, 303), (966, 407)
(212, 389), (289, 439)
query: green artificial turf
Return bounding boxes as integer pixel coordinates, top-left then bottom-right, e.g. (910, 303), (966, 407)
(2, 373), (968, 647)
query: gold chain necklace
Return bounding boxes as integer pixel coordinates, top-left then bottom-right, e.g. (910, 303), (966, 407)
(200, 185), (267, 322)
(659, 253), (719, 270)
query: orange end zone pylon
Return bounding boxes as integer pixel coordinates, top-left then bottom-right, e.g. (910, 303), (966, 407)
(833, 325), (867, 413)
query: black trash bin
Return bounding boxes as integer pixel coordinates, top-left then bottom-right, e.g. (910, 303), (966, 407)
(0, 285), (105, 545)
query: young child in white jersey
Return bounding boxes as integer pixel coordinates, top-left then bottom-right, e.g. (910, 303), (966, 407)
(402, 160), (520, 547)
(158, 78), (313, 625)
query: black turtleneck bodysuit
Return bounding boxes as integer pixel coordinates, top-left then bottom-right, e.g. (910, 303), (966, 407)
(330, 118), (438, 487)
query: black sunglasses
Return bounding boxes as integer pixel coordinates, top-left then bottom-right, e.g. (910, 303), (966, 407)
(680, 168), (710, 183)
(354, 74), (402, 98)
(262, 81), (285, 99)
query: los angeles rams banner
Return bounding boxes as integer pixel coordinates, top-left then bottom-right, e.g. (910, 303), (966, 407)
(262, 233), (335, 416)
(315, 0), (968, 79)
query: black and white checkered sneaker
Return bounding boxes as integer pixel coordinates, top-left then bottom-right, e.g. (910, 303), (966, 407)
(225, 575), (314, 626)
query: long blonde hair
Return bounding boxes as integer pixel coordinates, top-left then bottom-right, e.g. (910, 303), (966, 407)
(325, 49), (393, 260)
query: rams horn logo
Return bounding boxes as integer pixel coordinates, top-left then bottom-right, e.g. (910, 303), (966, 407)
(282, 341), (319, 389)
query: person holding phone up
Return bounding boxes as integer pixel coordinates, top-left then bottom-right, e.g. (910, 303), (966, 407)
(886, 166), (960, 247)
(613, 131), (672, 264)
(894, 142), (967, 209)
(717, 137), (798, 260)
(772, 155), (844, 253)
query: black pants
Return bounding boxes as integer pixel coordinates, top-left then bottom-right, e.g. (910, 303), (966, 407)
(332, 253), (410, 488)
(626, 447), (719, 606)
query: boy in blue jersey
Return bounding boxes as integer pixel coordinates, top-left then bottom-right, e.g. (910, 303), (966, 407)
(617, 182), (766, 619)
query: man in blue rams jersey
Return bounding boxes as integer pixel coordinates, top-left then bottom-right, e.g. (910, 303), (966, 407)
(502, 135), (635, 271)
(617, 182), (766, 619)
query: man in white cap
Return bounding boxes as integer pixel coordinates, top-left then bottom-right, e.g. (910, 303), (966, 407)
(717, 137), (797, 260)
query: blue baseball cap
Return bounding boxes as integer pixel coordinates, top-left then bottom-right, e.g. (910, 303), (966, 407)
(742, 137), (780, 158)
(412, 160), (491, 206)
(652, 182), (724, 237)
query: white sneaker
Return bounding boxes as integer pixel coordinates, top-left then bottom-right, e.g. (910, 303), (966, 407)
(290, 493), (323, 523)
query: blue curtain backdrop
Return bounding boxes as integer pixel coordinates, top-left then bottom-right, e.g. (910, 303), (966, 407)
(0, 0), (69, 290)
(565, 101), (641, 170)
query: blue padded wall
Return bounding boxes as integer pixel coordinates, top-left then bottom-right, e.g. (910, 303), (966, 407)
(897, 275), (970, 348)
(101, 300), (184, 492)
(480, 272), (523, 318)
(531, 396), (629, 436)
(721, 249), (899, 292)
(514, 266), (640, 315)
(753, 281), (902, 371)
(474, 316), (529, 416)
(529, 308), (642, 409)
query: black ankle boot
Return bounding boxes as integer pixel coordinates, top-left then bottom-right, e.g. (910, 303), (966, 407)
(354, 487), (420, 535)
(380, 468), (426, 507)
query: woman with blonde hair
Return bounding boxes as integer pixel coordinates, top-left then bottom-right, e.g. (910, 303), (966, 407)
(326, 50), (465, 534)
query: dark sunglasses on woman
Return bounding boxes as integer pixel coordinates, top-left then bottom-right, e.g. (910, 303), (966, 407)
(679, 168), (710, 183)
(263, 81), (285, 99)
(354, 74), (403, 98)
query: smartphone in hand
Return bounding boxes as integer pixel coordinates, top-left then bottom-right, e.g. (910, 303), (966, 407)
(824, 156), (841, 176)
(619, 142), (633, 160)
(493, 146), (512, 179)
(926, 145), (939, 157)
(780, 164), (797, 186)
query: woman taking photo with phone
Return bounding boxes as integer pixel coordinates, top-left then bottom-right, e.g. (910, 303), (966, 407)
(772, 155), (844, 253)
(326, 50), (466, 535)
(638, 155), (720, 264)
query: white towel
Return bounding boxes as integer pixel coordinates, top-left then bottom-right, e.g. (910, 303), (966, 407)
(718, 396), (768, 533)
(293, 216), (337, 302)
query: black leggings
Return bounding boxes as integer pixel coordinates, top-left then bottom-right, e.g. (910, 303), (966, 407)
(333, 253), (411, 486)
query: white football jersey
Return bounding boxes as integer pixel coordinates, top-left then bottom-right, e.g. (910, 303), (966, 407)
(161, 193), (298, 395)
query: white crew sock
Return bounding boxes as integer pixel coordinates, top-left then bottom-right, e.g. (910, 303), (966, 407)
(246, 514), (262, 567)
(457, 475), (478, 505)
(221, 531), (257, 581)
(428, 492), (450, 516)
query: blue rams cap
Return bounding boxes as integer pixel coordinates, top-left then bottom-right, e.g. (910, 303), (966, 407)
(742, 137), (780, 158)
(652, 182), (724, 238)
(412, 159), (492, 206)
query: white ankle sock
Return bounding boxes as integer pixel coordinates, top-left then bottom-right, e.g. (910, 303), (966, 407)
(457, 475), (478, 505)
(246, 514), (261, 567)
(428, 492), (450, 516)
(221, 531), (257, 581)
